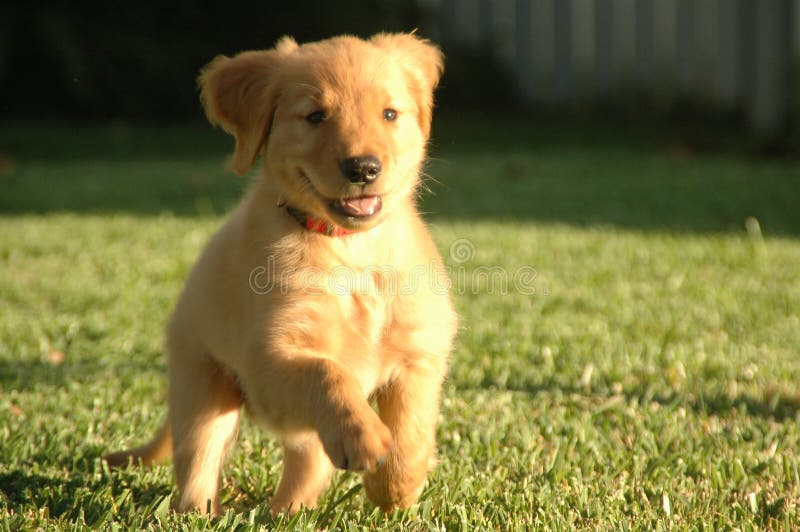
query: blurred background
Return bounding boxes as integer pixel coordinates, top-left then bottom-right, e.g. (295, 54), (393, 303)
(1, 0), (799, 232)
(3, 0), (798, 131)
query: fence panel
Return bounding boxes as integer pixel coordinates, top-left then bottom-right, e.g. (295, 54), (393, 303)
(437, 0), (796, 130)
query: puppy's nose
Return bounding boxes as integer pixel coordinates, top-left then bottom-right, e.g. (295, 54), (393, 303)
(340, 156), (382, 183)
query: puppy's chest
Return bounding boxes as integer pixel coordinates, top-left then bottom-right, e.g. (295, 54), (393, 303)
(275, 264), (400, 392)
(315, 266), (394, 346)
(279, 261), (398, 353)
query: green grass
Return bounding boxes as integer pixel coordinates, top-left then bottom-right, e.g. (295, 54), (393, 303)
(1, 117), (799, 529)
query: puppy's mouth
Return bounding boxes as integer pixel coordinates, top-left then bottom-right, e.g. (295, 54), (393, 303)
(330, 195), (383, 219)
(294, 169), (386, 227)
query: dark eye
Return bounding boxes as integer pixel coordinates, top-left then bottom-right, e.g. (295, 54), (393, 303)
(306, 111), (325, 125)
(383, 108), (398, 121)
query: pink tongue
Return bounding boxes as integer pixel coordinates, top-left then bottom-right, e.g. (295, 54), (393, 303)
(339, 196), (382, 217)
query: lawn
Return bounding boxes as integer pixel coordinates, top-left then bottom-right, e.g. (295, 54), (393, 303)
(1, 117), (799, 529)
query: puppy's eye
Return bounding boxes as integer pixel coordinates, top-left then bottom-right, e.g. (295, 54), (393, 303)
(383, 108), (398, 122)
(306, 111), (326, 125)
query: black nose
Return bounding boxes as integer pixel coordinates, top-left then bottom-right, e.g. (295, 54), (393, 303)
(340, 156), (382, 183)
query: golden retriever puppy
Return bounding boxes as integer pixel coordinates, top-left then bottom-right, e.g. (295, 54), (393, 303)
(105, 33), (457, 515)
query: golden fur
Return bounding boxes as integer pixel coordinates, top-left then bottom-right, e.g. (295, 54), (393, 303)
(105, 33), (457, 515)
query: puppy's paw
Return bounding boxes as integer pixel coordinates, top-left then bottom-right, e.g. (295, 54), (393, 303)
(321, 409), (393, 472)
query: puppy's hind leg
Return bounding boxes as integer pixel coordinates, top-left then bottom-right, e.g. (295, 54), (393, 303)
(269, 433), (335, 514)
(104, 418), (173, 467)
(168, 344), (243, 515)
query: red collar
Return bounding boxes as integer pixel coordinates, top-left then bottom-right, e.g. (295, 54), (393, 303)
(285, 206), (353, 237)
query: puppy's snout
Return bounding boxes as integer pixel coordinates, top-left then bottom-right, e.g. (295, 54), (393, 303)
(340, 156), (382, 184)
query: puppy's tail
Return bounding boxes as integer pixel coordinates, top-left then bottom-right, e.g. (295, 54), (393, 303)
(104, 418), (173, 468)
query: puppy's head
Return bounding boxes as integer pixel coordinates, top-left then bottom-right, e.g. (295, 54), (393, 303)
(199, 33), (443, 232)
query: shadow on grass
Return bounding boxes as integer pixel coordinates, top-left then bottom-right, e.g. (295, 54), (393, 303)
(459, 379), (800, 422)
(691, 386), (800, 422)
(2, 118), (799, 236)
(0, 358), (163, 393)
(424, 116), (800, 236)
(0, 470), (87, 514)
(0, 469), (171, 525)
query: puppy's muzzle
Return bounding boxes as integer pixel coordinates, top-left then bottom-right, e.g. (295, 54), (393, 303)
(340, 156), (381, 184)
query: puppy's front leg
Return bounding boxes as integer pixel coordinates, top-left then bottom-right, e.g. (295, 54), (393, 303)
(243, 355), (393, 473)
(362, 366), (445, 511)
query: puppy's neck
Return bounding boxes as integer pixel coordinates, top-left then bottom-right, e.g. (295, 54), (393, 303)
(283, 204), (354, 237)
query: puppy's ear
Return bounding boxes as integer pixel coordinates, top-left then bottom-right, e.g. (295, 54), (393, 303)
(199, 39), (297, 175)
(371, 33), (444, 137)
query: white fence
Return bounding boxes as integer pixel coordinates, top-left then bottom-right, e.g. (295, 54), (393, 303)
(432, 0), (798, 131)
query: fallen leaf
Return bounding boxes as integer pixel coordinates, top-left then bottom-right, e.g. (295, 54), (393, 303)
(47, 350), (65, 365)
